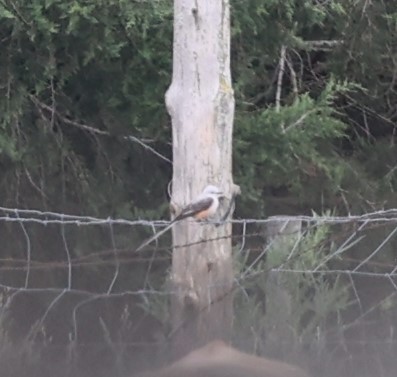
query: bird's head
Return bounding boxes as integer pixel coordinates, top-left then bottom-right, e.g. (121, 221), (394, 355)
(202, 185), (224, 197)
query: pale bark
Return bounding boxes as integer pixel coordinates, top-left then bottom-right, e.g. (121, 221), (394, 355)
(165, 0), (235, 356)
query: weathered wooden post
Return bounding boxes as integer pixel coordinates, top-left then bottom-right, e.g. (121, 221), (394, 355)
(165, 0), (236, 356)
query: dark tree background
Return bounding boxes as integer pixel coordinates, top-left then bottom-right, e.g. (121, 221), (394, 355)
(1, 0), (396, 220)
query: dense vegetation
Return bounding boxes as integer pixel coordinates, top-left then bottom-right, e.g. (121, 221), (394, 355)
(1, 0), (396, 221)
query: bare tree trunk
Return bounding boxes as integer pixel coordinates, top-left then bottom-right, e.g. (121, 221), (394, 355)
(165, 0), (235, 357)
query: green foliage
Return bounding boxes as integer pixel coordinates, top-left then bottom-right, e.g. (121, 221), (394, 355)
(0, 0), (395, 287)
(0, 0), (173, 214)
(1, 0), (396, 218)
(234, 79), (353, 215)
(231, 0), (397, 215)
(282, 215), (349, 338)
(233, 217), (349, 356)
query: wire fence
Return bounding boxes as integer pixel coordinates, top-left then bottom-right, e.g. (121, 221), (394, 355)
(1, 206), (397, 376)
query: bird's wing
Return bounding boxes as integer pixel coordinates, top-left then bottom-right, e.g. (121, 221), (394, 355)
(174, 197), (214, 221)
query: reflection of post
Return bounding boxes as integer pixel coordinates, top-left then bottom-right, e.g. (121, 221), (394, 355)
(265, 216), (302, 356)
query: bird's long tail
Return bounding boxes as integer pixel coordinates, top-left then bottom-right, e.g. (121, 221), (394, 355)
(135, 219), (178, 253)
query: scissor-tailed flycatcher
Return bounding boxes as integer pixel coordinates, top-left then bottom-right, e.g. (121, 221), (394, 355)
(172, 185), (224, 222)
(135, 185), (224, 252)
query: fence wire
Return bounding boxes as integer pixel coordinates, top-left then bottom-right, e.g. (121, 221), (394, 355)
(1, 206), (397, 377)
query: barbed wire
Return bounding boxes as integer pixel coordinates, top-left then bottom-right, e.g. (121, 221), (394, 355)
(1, 206), (397, 279)
(1, 205), (397, 362)
(2, 206), (397, 226)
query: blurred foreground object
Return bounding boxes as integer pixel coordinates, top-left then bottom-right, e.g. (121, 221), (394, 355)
(134, 340), (310, 377)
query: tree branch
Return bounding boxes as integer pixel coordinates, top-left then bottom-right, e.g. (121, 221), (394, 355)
(276, 45), (287, 114)
(29, 95), (172, 164)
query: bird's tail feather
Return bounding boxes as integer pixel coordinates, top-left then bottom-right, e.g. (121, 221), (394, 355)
(135, 221), (176, 253)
